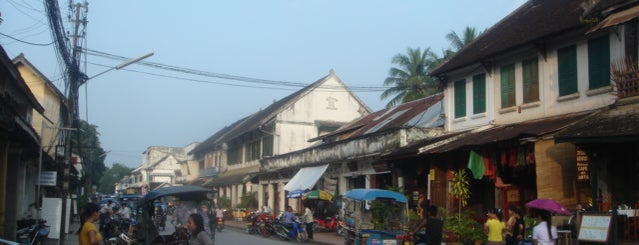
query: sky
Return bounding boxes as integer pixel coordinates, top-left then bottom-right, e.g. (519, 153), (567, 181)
(2, 0), (525, 168)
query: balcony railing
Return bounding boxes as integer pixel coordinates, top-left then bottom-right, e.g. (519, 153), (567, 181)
(612, 58), (639, 98)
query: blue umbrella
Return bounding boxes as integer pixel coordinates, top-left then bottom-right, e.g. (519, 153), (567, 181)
(287, 189), (308, 198)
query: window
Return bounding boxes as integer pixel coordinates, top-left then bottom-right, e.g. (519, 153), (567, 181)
(454, 79), (466, 118)
(500, 64), (516, 107)
(262, 135), (273, 157)
(472, 74), (486, 114)
(588, 35), (610, 90)
(245, 139), (261, 161)
(558, 45), (578, 96)
(522, 58), (539, 103)
(227, 142), (242, 165)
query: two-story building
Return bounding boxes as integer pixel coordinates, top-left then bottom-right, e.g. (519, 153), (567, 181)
(189, 70), (371, 211)
(0, 47), (46, 240)
(422, 0), (638, 226)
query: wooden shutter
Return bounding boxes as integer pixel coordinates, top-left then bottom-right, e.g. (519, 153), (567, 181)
(558, 45), (578, 96)
(454, 79), (466, 118)
(500, 64), (516, 107)
(473, 73), (486, 114)
(588, 35), (610, 89)
(523, 58), (539, 103)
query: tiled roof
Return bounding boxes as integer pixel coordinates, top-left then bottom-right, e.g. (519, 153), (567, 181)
(555, 101), (639, 142)
(430, 0), (625, 76)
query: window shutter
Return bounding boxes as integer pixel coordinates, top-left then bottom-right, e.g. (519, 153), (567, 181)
(500, 64), (516, 107)
(473, 74), (486, 114)
(523, 58), (539, 103)
(454, 80), (466, 118)
(558, 45), (578, 96)
(588, 35), (610, 89)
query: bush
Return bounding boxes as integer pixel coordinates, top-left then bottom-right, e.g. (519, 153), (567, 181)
(442, 208), (486, 244)
(216, 196), (231, 209)
(237, 192), (258, 210)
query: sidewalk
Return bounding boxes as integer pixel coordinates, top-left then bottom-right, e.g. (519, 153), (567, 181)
(225, 219), (343, 245)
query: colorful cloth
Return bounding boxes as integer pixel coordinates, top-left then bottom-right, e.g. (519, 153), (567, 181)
(467, 150), (485, 179)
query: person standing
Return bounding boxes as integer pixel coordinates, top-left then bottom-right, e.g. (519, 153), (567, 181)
(412, 205), (443, 245)
(119, 203), (131, 220)
(99, 200), (114, 231)
(506, 205), (525, 245)
(485, 208), (506, 245)
(532, 209), (557, 245)
(198, 204), (211, 235)
(187, 213), (214, 245)
(77, 203), (102, 245)
(303, 206), (315, 240)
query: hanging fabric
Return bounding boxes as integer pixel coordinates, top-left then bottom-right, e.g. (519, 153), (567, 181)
(467, 150), (485, 179)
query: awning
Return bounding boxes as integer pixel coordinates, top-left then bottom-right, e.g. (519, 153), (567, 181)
(587, 5), (639, 34)
(419, 112), (590, 154)
(555, 104), (639, 143)
(283, 164), (329, 192)
(204, 165), (260, 187)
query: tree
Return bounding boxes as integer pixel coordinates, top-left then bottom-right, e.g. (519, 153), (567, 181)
(72, 120), (107, 187)
(444, 26), (481, 59)
(381, 47), (442, 108)
(98, 163), (133, 194)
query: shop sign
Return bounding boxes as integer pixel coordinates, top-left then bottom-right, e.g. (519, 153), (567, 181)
(576, 147), (589, 182)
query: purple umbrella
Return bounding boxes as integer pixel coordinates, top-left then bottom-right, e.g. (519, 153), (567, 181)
(525, 198), (571, 215)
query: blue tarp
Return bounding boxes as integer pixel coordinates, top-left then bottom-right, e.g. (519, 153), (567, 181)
(343, 189), (407, 203)
(286, 188), (308, 198)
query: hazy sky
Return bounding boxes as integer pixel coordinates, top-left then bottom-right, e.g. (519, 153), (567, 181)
(2, 0), (525, 168)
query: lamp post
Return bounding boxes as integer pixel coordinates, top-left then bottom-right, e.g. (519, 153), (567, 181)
(58, 52), (153, 245)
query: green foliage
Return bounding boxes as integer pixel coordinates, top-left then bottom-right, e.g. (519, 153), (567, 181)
(370, 199), (402, 231)
(406, 209), (421, 231)
(442, 208), (485, 244)
(450, 169), (471, 207)
(524, 215), (536, 238)
(97, 163), (133, 194)
(216, 196), (231, 209)
(237, 192), (258, 210)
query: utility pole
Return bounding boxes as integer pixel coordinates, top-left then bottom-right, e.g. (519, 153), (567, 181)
(60, 1), (88, 244)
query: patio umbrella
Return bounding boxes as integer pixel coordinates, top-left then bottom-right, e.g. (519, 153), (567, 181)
(301, 190), (333, 201)
(287, 189), (308, 198)
(525, 198), (571, 215)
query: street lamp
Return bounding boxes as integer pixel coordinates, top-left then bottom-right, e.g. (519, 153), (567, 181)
(58, 52), (153, 245)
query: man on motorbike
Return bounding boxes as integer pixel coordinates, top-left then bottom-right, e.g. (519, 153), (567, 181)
(282, 206), (295, 228)
(119, 203), (131, 220)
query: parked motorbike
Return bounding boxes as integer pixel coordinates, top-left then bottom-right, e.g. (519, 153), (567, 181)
(245, 212), (260, 234)
(313, 215), (338, 232)
(260, 214), (277, 238)
(274, 216), (307, 242)
(16, 219), (49, 245)
(216, 217), (224, 231)
(102, 215), (133, 245)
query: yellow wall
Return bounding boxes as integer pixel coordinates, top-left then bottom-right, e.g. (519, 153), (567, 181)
(534, 140), (579, 209)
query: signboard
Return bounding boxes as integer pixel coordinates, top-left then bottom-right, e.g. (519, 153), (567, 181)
(576, 147), (589, 182)
(578, 214), (611, 243)
(39, 171), (57, 186)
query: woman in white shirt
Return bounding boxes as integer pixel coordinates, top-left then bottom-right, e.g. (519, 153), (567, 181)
(532, 209), (557, 245)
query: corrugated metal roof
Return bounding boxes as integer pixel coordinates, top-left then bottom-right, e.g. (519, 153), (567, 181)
(419, 112), (591, 154)
(314, 93), (444, 142)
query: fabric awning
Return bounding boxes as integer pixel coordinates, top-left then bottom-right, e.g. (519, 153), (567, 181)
(204, 165), (260, 187)
(284, 164), (329, 192)
(587, 5), (639, 34)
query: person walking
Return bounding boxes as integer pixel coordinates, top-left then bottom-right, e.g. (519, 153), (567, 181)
(77, 203), (102, 245)
(506, 205), (525, 245)
(485, 208), (506, 245)
(532, 209), (557, 245)
(187, 213), (214, 245)
(303, 206), (315, 240)
(412, 205), (443, 245)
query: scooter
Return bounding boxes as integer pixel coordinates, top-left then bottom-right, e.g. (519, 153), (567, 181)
(16, 219), (49, 245)
(216, 217), (224, 231)
(313, 215), (338, 232)
(275, 217), (307, 242)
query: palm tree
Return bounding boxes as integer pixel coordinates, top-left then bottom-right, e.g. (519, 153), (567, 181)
(444, 26), (481, 59)
(381, 47), (442, 108)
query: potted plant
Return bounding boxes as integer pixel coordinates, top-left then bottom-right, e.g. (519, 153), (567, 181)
(443, 208), (485, 245)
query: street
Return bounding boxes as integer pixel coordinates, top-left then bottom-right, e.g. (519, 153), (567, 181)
(159, 222), (320, 245)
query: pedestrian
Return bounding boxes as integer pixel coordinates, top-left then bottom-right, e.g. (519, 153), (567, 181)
(198, 204), (211, 235)
(175, 202), (189, 227)
(99, 200), (114, 231)
(187, 213), (214, 245)
(412, 205), (443, 245)
(303, 205), (315, 240)
(505, 205), (525, 245)
(119, 203), (131, 220)
(484, 208), (506, 245)
(77, 203), (102, 245)
(532, 209), (557, 245)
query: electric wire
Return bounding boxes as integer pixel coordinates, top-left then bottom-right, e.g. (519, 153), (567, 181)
(0, 32), (55, 46)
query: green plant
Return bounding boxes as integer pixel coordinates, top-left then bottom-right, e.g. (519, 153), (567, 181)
(237, 191), (258, 210)
(450, 169), (471, 208)
(216, 196), (231, 209)
(442, 208), (484, 244)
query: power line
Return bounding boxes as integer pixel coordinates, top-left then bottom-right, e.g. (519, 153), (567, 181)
(0, 32), (55, 46)
(83, 48), (390, 92)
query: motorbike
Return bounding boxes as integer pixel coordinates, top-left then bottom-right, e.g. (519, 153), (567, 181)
(259, 214), (277, 238)
(274, 216), (307, 242)
(15, 219), (49, 245)
(152, 203), (166, 231)
(245, 212), (260, 234)
(215, 217), (224, 231)
(313, 215), (338, 232)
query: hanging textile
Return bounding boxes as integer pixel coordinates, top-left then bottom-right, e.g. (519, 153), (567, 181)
(467, 150), (485, 179)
